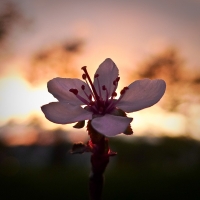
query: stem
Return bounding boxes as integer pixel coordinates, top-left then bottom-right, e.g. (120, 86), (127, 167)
(87, 121), (115, 200)
(89, 138), (109, 200)
(89, 152), (109, 200)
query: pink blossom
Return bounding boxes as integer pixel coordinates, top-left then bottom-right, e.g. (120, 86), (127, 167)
(41, 58), (166, 137)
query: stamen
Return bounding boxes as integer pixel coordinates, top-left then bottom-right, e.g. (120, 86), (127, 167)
(102, 85), (109, 102)
(110, 77), (120, 101)
(82, 74), (86, 80)
(112, 92), (117, 97)
(81, 85), (85, 90)
(105, 86), (129, 113)
(115, 87), (129, 104)
(76, 94), (90, 105)
(113, 77), (120, 86)
(81, 66), (87, 71)
(102, 85), (106, 90)
(81, 84), (92, 102)
(69, 88), (90, 105)
(69, 89), (78, 95)
(116, 77), (120, 82)
(82, 72), (96, 101)
(120, 87), (129, 95)
(95, 74), (102, 99)
(81, 66), (99, 102)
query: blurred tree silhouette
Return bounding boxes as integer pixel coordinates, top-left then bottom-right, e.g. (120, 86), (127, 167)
(135, 47), (184, 84)
(25, 39), (84, 85)
(0, 2), (84, 85)
(132, 47), (200, 112)
(0, 0), (32, 82)
(0, 2), (30, 62)
(0, 3), (21, 44)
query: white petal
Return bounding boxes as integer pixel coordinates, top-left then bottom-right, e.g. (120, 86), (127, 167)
(41, 102), (92, 124)
(91, 114), (133, 137)
(116, 79), (166, 112)
(48, 78), (91, 105)
(93, 58), (119, 100)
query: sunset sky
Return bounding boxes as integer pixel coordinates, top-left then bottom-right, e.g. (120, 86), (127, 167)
(1, 0), (199, 69)
(0, 0), (200, 143)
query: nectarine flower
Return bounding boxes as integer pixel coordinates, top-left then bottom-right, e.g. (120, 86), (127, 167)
(41, 58), (166, 137)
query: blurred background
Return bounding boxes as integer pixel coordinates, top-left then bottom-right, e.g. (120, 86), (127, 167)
(0, 0), (200, 199)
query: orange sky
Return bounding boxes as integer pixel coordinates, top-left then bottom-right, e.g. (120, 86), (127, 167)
(0, 0), (200, 143)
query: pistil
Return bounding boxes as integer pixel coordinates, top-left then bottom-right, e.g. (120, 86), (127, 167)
(70, 66), (129, 116)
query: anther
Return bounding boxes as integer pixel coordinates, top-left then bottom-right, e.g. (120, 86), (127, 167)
(82, 74), (86, 80)
(102, 85), (109, 102)
(81, 85), (85, 90)
(81, 66), (87, 70)
(102, 85), (106, 90)
(120, 87), (129, 95)
(112, 92), (117, 97)
(113, 77), (120, 85)
(94, 74), (99, 78)
(69, 89), (78, 95)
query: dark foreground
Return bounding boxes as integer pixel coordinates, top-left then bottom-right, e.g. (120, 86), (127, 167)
(0, 136), (200, 200)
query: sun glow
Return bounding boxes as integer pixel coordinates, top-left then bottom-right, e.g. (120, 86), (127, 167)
(0, 70), (56, 125)
(129, 106), (187, 138)
(0, 67), (199, 145)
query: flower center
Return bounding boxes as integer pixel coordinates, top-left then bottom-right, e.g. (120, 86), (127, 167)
(69, 66), (129, 115)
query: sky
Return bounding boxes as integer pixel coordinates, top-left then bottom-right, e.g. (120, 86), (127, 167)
(3, 0), (200, 69)
(0, 0), (200, 143)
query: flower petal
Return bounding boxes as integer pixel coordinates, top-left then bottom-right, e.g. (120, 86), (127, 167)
(48, 78), (91, 105)
(91, 114), (133, 137)
(116, 79), (166, 112)
(93, 58), (119, 100)
(41, 102), (92, 124)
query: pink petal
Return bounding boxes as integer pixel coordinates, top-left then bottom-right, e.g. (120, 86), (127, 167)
(48, 78), (91, 105)
(41, 102), (92, 124)
(93, 58), (119, 100)
(116, 79), (166, 112)
(91, 114), (133, 137)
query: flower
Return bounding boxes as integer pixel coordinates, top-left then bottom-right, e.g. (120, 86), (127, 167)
(41, 58), (166, 137)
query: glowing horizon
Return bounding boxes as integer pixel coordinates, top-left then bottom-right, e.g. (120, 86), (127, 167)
(0, 0), (200, 145)
(1, 64), (199, 145)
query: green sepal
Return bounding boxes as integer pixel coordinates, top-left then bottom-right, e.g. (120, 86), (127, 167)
(73, 120), (85, 129)
(70, 142), (86, 154)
